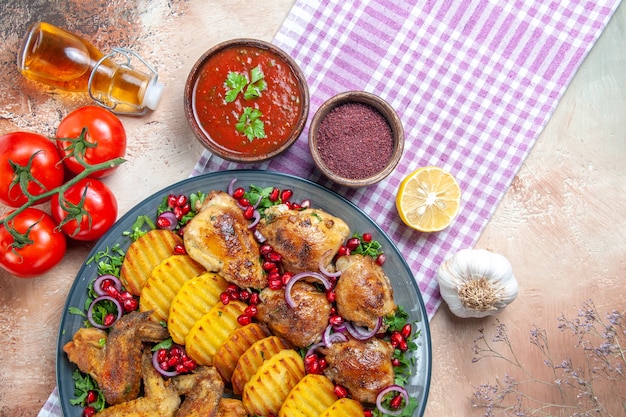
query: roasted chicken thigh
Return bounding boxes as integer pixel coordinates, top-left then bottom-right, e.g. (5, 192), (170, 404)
(184, 191), (265, 289)
(322, 338), (395, 404)
(257, 205), (350, 273)
(256, 281), (331, 347)
(335, 254), (397, 329)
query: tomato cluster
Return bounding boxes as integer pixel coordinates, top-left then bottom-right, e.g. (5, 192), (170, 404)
(0, 106), (126, 278)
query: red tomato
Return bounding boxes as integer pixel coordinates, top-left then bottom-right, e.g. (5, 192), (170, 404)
(0, 131), (65, 207)
(51, 178), (118, 241)
(0, 208), (67, 278)
(56, 106), (127, 178)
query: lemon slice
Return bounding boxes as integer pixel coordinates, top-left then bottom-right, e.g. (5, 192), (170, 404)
(396, 166), (461, 232)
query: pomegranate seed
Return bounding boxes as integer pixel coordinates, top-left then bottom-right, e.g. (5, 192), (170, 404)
(99, 278), (114, 291)
(333, 385), (348, 398)
(243, 206), (255, 219)
(267, 251), (282, 263)
(228, 291), (240, 301)
(318, 357), (327, 370)
(268, 278), (283, 290)
(304, 354), (318, 365)
(157, 349), (168, 362)
(226, 283), (239, 293)
(183, 359), (197, 371)
(281, 272), (294, 285)
(398, 340), (408, 351)
(167, 194), (178, 208)
(249, 293), (259, 305)
(376, 253), (386, 266)
(364, 410), (373, 417)
(262, 260), (277, 271)
(306, 360), (321, 374)
(232, 187), (245, 199)
(401, 323), (412, 339)
(337, 246), (350, 257)
(329, 315), (343, 326)
(280, 189), (293, 202)
(86, 390), (97, 404)
(173, 195), (185, 207)
(267, 270), (281, 282)
(260, 243), (273, 256)
(174, 206), (184, 220)
(123, 298), (138, 312)
(156, 216), (172, 229)
(390, 331), (404, 345)
(346, 237), (360, 250)
(173, 244), (187, 255)
(220, 292), (230, 305)
(167, 357), (179, 368)
(269, 188), (280, 201)
(104, 285), (120, 298)
(326, 290), (336, 303)
(83, 406), (96, 417)
(391, 358), (401, 367)
(244, 305), (258, 317)
(239, 290), (251, 301)
(180, 203), (191, 215)
(362, 233), (373, 243)
(291, 202), (301, 210)
(103, 313), (116, 327)
(237, 314), (252, 326)
(390, 394), (404, 409)
(170, 345), (183, 356)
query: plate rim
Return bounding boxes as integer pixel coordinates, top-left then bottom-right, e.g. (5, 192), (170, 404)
(55, 169), (432, 416)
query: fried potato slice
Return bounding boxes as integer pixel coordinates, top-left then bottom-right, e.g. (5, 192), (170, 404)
(278, 374), (338, 417)
(185, 300), (247, 366)
(242, 349), (305, 417)
(167, 271), (229, 344)
(231, 335), (289, 396)
(139, 254), (205, 323)
(120, 229), (182, 295)
(213, 323), (270, 383)
(319, 398), (364, 417)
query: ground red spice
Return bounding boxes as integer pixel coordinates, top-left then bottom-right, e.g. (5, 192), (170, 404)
(316, 102), (394, 180)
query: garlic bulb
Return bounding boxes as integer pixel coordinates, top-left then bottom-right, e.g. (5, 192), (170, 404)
(436, 248), (518, 318)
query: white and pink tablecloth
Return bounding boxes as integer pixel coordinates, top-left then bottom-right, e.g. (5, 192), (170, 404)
(40, 0), (621, 415)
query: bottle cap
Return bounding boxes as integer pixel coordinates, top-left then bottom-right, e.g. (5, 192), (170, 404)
(143, 79), (165, 111)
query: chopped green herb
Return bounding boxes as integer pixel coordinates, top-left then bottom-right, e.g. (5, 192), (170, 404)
(86, 244), (125, 277)
(70, 369), (105, 411)
(351, 232), (384, 259)
(243, 66), (267, 100)
(236, 107), (266, 141)
(123, 215), (156, 241)
(224, 71), (248, 103)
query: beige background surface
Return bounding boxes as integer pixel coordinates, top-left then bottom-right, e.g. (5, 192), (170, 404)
(0, 1), (624, 416)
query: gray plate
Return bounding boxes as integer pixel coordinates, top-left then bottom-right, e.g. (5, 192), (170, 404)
(56, 169), (431, 416)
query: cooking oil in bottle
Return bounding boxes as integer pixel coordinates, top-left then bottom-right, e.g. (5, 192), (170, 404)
(17, 22), (163, 115)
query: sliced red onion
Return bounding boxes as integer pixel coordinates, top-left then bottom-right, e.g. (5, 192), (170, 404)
(284, 272), (333, 308)
(87, 295), (122, 329)
(376, 384), (409, 416)
(93, 274), (122, 297)
(300, 199), (311, 209)
(228, 178), (237, 195)
(253, 230), (266, 243)
(319, 258), (341, 278)
(152, 349), (180, 378)
(323, 324), (348, 347)
(305, 342), (325, 358)
(344, 316), (383, 340)
(248, 210), (261, 229)
(157, 211), (178, 231)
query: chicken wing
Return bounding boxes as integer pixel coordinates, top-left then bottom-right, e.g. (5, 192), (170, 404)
(322, 338), (395, 404)
(257, 205), (350, 273)
(95, 349), (181, 417)
(63, 311), (166, 406)
(334, 254), (397, 328)
(173, 366), (224, 417)
(184, 191), (265, 289)
(256, 281), (331, 347)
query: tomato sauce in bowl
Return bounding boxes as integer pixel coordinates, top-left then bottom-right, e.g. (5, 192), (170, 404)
(185, 39), (309, 163)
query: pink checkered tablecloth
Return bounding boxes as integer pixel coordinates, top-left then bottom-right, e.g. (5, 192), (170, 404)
(40, 0), (621, 415)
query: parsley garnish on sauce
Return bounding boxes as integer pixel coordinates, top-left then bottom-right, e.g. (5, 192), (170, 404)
(224, 66), (267, 141)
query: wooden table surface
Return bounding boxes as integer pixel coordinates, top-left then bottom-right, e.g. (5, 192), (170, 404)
(0, 1), (624, 416)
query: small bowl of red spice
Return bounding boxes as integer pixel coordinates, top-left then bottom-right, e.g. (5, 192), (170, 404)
(308, 91), (404, 187)
(185, 38), (309, 163)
